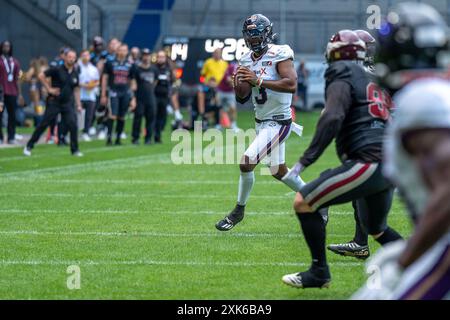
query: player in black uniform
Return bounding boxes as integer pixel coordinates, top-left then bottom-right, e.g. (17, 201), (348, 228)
(101, 44), (136, 145)
(281, 30), (402, 289)
(130, 48), (158, 145)
(327, 29), (377, 260)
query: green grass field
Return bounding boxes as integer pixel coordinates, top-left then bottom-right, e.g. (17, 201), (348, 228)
(0, 111), (411, 300)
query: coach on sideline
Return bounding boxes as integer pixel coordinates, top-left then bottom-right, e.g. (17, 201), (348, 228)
(24, 49), (83, 157)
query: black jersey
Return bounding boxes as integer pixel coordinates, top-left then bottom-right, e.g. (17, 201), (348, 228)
(44, 64), (80, 104)
(300, 60), (392, 167)
(327, 61), (391, 162)
(154, 64), (173, 97)
(104, 59), (133, 95)
(133, 64), (158, 103)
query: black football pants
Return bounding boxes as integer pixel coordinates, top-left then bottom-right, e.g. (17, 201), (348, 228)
(27, 100), (79, 154)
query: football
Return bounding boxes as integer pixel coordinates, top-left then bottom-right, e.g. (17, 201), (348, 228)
(234, 73), (252, 99)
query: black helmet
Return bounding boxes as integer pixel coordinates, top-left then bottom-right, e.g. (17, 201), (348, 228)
(375, 2), (450, 91)
(242, 14), (274, 54)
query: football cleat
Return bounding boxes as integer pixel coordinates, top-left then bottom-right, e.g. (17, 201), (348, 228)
(215, 205), (245, 231)
(282, 267), (331, 289)
(72, 151), (84, 158)
(327, 241), (370, 260)
(23, 147), (32, 157)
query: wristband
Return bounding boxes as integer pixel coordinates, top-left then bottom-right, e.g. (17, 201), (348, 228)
(258, 78), (264, 88)
(255, 77), (264, 89)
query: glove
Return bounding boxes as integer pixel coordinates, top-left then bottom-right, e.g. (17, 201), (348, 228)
(352, 240), (406, 300)
(174, 110), (183, 121)
(282, 162), (304, 181)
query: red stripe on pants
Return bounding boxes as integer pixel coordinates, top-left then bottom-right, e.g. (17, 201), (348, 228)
(309, 163), (371, 207)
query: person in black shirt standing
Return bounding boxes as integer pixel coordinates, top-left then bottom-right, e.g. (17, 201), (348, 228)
(154, 50), (174, 144)
(24, 49), (83, 157)
(101, 44), (136, 145)
(281, 30), (402, 289)
(130, 48), (157, 145)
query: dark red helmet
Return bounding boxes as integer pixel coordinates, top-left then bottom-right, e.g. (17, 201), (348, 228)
(325, 29), (366, 63)
(354, 30), (375, 44)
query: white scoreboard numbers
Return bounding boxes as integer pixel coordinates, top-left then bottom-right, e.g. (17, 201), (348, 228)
(167, 37), (248, 63)
(164, 37), (249, 84)
(204, 38), (248, 61)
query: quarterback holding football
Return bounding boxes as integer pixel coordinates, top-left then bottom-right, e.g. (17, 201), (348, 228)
(216, 14), (306, 231)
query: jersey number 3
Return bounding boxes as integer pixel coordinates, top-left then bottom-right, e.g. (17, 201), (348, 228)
(367, 82), (392, 121)
(255, 88), (268, 105)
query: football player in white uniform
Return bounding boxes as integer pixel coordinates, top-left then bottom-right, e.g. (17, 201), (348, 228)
(354, 2), (450, 300)
(216, 14), (306, 231)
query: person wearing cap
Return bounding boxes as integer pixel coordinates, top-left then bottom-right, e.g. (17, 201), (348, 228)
(90, 36), (108, 69)
(130, 48), (158, 145)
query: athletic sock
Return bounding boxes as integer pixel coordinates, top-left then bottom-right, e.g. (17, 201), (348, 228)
(353, 209), (368, 246)
(353, 224), (369, 246)
(116, 119), (125, 139)
(237, 171), (255, 206)
(375, 227), (403, 246)
(106, 119), (114, 139)
(282, 172), (306, 192)
(297, 212), (328, 268)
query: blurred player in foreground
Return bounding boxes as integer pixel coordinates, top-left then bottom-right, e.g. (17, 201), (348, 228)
(282, 29), (402, 289)
(354, 2), (450, 300)
(215, 14), (305, 231)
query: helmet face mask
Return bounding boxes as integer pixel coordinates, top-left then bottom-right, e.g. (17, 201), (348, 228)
(354, 30), (377, 67)
(243, 14), (274, 54)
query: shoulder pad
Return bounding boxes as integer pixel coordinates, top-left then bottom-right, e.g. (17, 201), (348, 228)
(239, 50), (252, 67)
(325, 61), (353, 83)
(267, 45), (294, 63)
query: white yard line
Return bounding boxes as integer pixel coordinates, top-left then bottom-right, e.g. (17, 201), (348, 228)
(2, 178), (278, 185)
(0, 208), (139, 214)
(0, 145), (140, 163)
(0, 208), (398, 217)
(0, 259), (361, 268)
(0, 153), (172, 178)
(0, 230), (350, 238)
(0, 192), (292, 200)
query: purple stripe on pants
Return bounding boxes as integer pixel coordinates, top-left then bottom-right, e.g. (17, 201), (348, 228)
(399, 245), (450, 300)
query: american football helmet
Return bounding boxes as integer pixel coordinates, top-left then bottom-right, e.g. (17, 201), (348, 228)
(375, 2), (450, 91)
(325, 29), (367, 63)
(242, 14), (274, 54)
